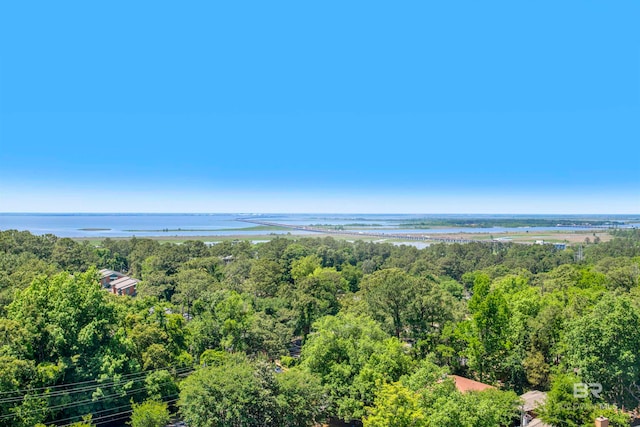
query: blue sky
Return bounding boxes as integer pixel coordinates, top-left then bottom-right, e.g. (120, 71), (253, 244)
(0, 1), (638, 213)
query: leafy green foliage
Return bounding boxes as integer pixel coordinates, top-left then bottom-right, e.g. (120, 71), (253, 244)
(129, 400), (170, 427)
(179, 356), (277, 427)
(364, 382), (426, 427)
(365, 357), (521, 427)
(275, 368), (326, 427)
(179, 355), (324, 427)
(1, 229), (639, 426)
(564, 294), (640, 408)
(300, 312), (414, 420)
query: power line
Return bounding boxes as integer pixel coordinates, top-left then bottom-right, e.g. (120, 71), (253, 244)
(59, 398), (179, 427)
(0, 363), (193, 397)
(0, 365), (193, 404)
(0, 385), (146, 421)
(53, 395), (179, 426)
(0, 375), (187, 421)
(0, 369), (191, 406)
(51, 402), (140, 426)
(0, 371), (189, 416)
(0, 376), (148, 405)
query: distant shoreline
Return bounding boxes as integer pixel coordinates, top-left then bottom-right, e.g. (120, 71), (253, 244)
(70, 228), (612, 247)
(1, 213), (634, 244)
(1, 212), (639, 218)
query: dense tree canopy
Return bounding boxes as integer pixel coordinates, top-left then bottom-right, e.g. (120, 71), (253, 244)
(0, 229), (639, 426)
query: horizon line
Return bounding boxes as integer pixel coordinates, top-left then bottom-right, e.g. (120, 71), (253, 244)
(1, 212), (639, 217)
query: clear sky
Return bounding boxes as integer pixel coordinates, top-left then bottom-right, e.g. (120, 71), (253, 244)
(0, 1), (638, 214)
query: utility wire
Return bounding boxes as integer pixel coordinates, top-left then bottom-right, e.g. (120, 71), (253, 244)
(0, 366), (193, 404)
(0, 363), (194, 397)
(58, 398), (179, 427)
(0, 377), (185, 421)
(52, 395), (179, 426)
(0, 385), (147, 421)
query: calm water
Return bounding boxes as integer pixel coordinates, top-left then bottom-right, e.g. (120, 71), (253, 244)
(0, 214), (311, 237)
(0, 213), (636, 238)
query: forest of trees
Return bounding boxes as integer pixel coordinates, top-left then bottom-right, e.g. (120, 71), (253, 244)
(0, 229), (639, 427)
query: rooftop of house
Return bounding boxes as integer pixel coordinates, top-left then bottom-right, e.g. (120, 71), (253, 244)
(111, 277), (139, 290)
(450, 375), (495, 393)
(99, 268), (125, 278)
(521, 390), (548, 413)
(527, 417), (552, 427)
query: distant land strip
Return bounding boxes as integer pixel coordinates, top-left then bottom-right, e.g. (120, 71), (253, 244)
(122, 225), (289, 232)
(237, 219), (509, 244)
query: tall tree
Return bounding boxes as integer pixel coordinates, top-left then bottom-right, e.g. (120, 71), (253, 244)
(292, 267), (347, 337)
(564, 294), (640, 408)
(462, 289), (511, 383)
(300, 313), (412, 421)
(360, 268), (416, 338)
(179, 356), (279, 427)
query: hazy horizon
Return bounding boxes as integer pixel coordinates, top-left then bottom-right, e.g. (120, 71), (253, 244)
(1, 211), (638, 217)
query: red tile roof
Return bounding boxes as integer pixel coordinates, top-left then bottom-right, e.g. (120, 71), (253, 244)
(450, 375), (495, 393)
